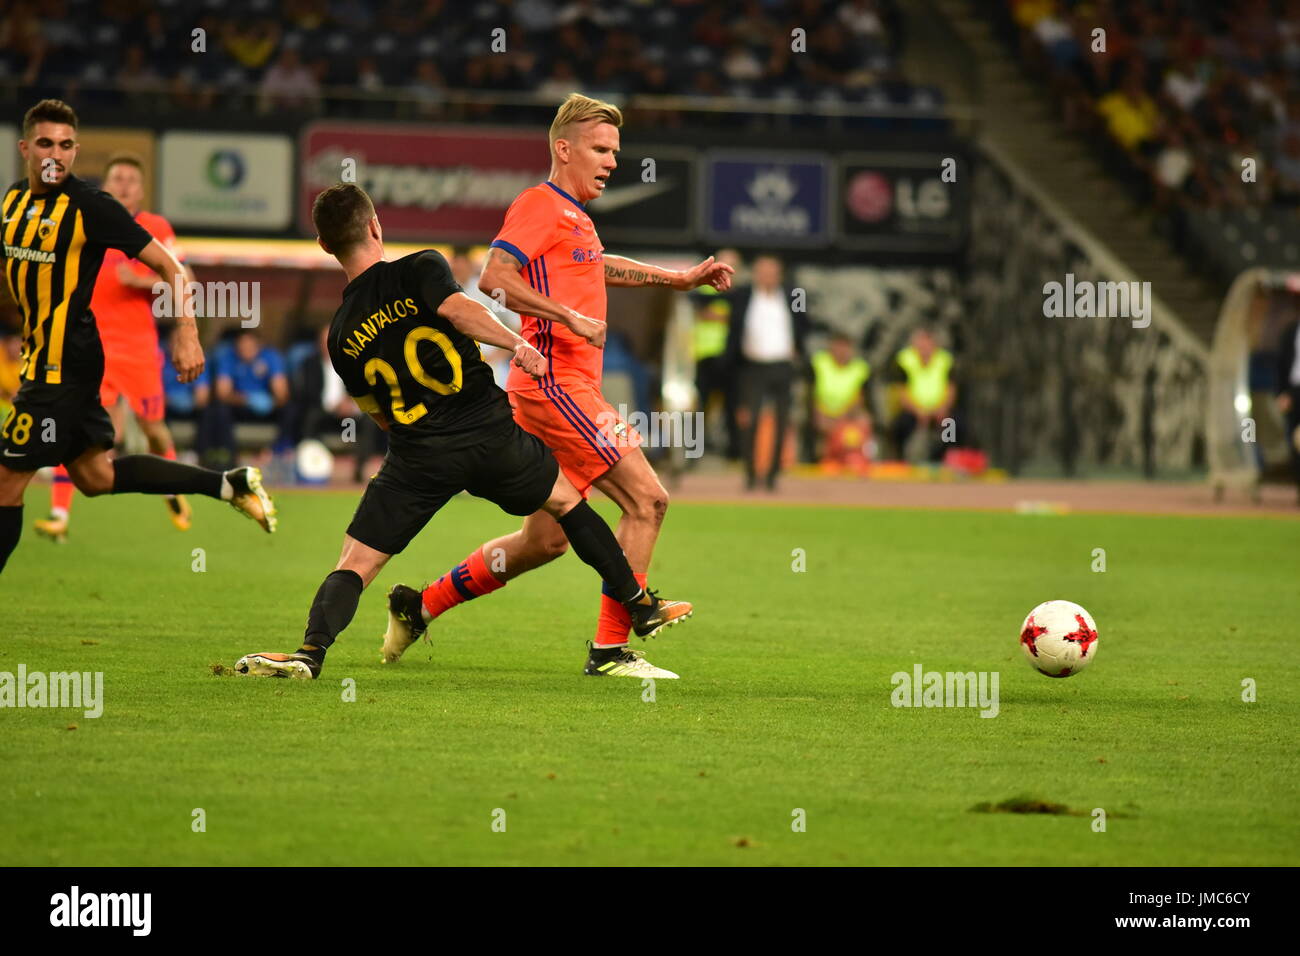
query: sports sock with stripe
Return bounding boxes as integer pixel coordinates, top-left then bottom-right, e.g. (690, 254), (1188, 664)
(51, 465), (74, 516)
(594, 572), (644, 648)
(422, 546), (505, 622)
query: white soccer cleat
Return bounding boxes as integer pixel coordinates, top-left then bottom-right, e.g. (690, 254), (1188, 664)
(225, 466), (277, 534)
(583, 642), (679, 679)
(234, 652), (318, 680)
(381, 584), (428, 663)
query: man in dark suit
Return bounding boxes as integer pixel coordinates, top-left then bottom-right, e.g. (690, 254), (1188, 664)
(1277, 317), (1300, 504)
(725, 254), (809, 490)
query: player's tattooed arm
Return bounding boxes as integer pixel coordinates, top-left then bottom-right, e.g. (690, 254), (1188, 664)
(605, 254), (736, 292)
(480, 247), (606, 348)
(603, 256), (676, 288)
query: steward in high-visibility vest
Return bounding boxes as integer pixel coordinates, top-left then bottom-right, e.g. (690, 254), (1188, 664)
(895, 344), (953, 414)
(888, 328), (956, 461)
(811, 346), (869, 419)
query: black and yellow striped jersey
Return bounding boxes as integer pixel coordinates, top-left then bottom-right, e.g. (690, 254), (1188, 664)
(1, 174), (153, 387)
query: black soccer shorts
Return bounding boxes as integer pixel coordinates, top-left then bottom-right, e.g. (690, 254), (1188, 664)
(0, 380), (115, 471)
(346, 421), (560, 555)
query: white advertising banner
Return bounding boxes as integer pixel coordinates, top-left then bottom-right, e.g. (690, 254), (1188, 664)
(159, 132), (292, 230)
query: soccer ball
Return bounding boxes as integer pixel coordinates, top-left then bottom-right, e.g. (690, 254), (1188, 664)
(1019, 600), (1099, 678)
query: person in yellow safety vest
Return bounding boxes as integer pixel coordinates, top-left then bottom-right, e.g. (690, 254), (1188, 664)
(811, 332), (872, 475)
(888, 327), (956, 462)
(691, 249), (742, 459)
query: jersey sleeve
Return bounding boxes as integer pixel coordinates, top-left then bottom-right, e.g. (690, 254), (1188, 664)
(411, 250), (463, 313)
(489, 189), (559, 267)
(79, 189), (153, 257)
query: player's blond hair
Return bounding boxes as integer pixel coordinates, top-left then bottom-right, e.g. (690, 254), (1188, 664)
(548, 93), (623, 147)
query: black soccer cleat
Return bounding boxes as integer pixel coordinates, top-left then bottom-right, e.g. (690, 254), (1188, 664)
(624, 588), (693, 639)
(381, 583), (428, 663)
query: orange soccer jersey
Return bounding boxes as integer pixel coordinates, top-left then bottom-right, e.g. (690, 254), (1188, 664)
(491, 181), (641, 493)
(492, 182), (606, 393)
(92, 209), (175, 362)
(92, 209), (177, 421)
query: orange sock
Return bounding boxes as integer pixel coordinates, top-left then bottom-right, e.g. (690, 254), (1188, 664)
(421, 546), (505, 621)
(162, 446), (177, 461)
(594, 571), (645, 648)
(51, 466), (74, 516)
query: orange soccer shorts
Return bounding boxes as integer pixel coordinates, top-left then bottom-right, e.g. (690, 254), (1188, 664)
(509, 380), (642, 495)
(99, 350), (166, 422)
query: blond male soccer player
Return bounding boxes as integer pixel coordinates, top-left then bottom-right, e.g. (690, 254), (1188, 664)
(380, 93), (733, 679)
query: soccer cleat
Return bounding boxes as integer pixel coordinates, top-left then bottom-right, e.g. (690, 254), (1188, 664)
(225, 466), (277, 533)
(234, 651), (320, 680)
(584, 642), (679, 679)
(33, 514), (69, 543)
(626, 588), (693, 638)
(166, 494), (192, 531)
(381, 583), (428, 663)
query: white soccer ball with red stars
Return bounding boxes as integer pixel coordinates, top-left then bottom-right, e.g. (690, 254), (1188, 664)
(1019, 600), (1099, 678)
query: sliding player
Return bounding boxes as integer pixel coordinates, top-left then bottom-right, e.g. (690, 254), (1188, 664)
(382, 93), (732, 679)
(0, 99), (275, 576)
(233, 183), (691, 679)
(34, 153), (192, 542)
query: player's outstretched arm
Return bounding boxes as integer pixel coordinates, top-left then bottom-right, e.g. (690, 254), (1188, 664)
(603, 254), (735, 292)
(436, 292), (547, 381)
(136, 238), (203, 383)
(480, 248), (606, 348)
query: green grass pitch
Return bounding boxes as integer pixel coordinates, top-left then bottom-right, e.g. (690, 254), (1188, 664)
(2, 488), (1297, 866)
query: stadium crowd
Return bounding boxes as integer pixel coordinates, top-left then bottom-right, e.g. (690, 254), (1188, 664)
(0, 0), (938, 127)
(1003, 0), (1300, 213)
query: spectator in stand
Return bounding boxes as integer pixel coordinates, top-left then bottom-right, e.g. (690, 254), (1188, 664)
(258, 46), (320, 113)
(204, 330), (291, 467)
(291, 325), (384, 483)
(1098, 67), (1161, 154)
(407, 59), (447, 117)
(726, 254), (809, 491)
(1276, 315), (1300, 505)
(223, 18), (281, 71)
(811, 332), (872, 476)
(888, 326), (956, 463)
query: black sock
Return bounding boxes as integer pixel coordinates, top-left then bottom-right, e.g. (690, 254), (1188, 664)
(556, 501), (641, 604)
(0, 504), (22, 574)
(112, 455), (223, 498)
(303, 569), (364, 650)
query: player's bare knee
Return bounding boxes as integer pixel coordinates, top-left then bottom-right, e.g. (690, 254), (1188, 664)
(70, 464), (114, 497)
(628, 483), (668, 526)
